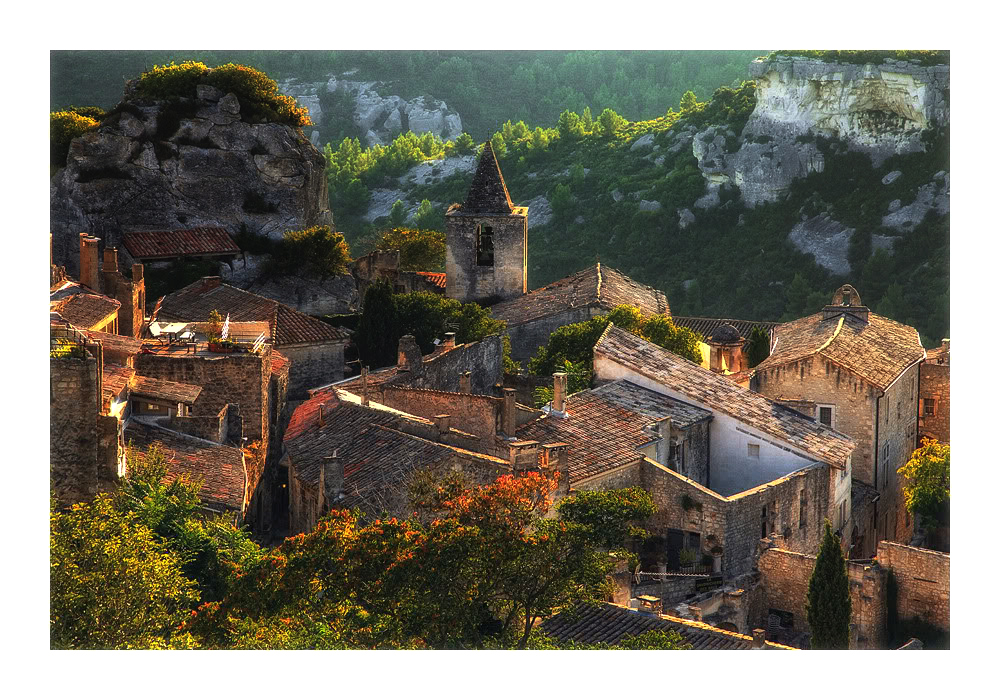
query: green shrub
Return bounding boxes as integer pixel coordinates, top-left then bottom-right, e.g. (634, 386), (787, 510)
(50, 110), (99, 166)
(269, 226), (350, 280)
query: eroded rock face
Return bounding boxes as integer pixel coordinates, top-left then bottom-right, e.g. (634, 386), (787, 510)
(692, 56), (949, 207)
(279, 74), (464, 148)
(50, 86), (333, 272)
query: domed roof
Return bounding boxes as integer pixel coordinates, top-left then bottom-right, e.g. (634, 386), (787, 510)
(709, 323), (742, 343)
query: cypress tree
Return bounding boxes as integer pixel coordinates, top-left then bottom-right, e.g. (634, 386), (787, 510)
(355, 278), (398, 370)
(806, 520), (852, 649)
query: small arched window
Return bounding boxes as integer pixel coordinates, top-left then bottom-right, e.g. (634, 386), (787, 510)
(476, 224), (494, 267)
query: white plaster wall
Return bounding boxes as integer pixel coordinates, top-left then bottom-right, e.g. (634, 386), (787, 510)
(594, 354), (814, 496)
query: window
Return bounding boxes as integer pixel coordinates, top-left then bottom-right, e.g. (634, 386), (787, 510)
(475, 224), (494, 266)
(748, 443), (760, 459)
(799, 490), (807, 529)
(839, 500), (847, 531)
(923, 398), (936, 417)
(897, 401), (901, 420)
(818, 405), (834, 428)
(761, 505), (768, 539)
(910, 378), (914, 401)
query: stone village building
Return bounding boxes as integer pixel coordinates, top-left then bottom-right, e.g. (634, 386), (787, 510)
(919, 339), (950, 444)
(751, 285), (926, 557)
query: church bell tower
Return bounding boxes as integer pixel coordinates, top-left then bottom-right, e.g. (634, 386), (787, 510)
(445, 142), (528, 303)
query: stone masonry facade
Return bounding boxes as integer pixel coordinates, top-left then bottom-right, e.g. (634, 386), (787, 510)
(756, 546), (887, 649)
(280, 341), (345, 399)
(753, 358), (920, 552)
(877, 540), (950, 632)
(918, 360), (949, 444)
(445, 210), (528, 304)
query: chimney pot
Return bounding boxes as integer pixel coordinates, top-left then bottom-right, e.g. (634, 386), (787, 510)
(443, 332), (456, 348)
(397, 334), (423, 375)
(459, 371), (472, 394)
(79, 234), (101, 292)
(433, 414), (451, 438)
(501, 387), (516, 436)
(322, 450), (344, 506)
(103, 247), (119, 274)
(132, 263), (144, 283)
(752, 628), (766, 649)
(319, 403), (326, 426)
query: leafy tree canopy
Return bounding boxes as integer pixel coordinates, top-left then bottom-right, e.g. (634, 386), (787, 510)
(898, 438), (950, 529)
(557, 486), (656, 549)
(374, 227), (446, 271)
(269, 225), (351, 280)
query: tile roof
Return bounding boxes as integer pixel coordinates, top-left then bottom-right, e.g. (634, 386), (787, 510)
(672, 316), (778, 350)
(925, 342), (950, 365)
(540, 603), (792, 650)
(101, 363), (135, 407)
(490, 264), (670, 327)
(83, 330), (143, 357)
(130, 374), (203, 405)
(590, 380), (712, 429)
(50, 281), (120, 330)
(122, 227), (240, 260)
(270, 350), (290, 377)
(125, 421), (246, 513)
(594, 325), (856, 466)
(158, 277), (350, 346)
(754, 310), (925, 391)
(458, 141), (514, 214)
(416, 271), (447, 289)
(516, 388), (658, 482)
(332, 342), (464, 393)
(284, 388), (505, 504)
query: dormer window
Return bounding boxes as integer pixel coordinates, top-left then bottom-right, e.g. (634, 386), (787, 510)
(476, 224), (494, 267)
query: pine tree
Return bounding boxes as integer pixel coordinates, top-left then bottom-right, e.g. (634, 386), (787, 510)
(806, 520), (852, 649)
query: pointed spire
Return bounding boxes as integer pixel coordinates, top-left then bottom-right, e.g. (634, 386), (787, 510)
(463, 141), (514, 214)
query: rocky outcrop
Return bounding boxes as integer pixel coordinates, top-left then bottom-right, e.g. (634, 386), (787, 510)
(881, 171), (950, 232)
(693, 55), (949, 207)
(50, 84), (332, 272)
(278, 74), (464, 148)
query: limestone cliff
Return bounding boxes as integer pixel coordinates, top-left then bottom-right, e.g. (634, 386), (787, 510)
(50, 83), (333, 273)
(694, 55), (950, 207)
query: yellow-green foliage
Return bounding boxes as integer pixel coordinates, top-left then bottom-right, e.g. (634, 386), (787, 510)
(136, 61), (311, 127)
(136, 60), (210, 98)
(375, 228), (445, 271)
(50, 110), (99, 166)
(272, 225), (351, 280)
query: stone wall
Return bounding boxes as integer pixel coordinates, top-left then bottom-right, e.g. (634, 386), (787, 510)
(404, 335), (504, 395)
(378, 386), (501, 448)
(164, 405), (229, 444)
(503, 306), (597, 363)
(919, 360), (949, 444)
(445, 210), (527, 304)
(756, 546), (887, 649)
(680, 420), (711, 486)
(135, 347), (271, 456)
(51, 355), (114, 506)
(280, 341), (345, 399)
(876, 363), (921, 545)
(877, 541), (950, 632)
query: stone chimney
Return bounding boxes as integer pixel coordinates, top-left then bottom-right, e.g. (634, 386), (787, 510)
(397, 334), (423, 375)
(79, 234), (101, 292)
(433, 414), (452, 440)
(541, 442), (570, 496)
(321, 451), (345, 507)
(361, 366), (370, 406)
(459, 371), (472, 394)
(132, 263), (144, 283)
(319, 403), (326, 426)
(501, 387), (516, 436)
(706, 324), (745, 374)
(657, 417), (672, 465)
(752, 628), (766, 649)
(442, 332), (456, 349)
(103, 247), (119, 275)
(552, 372), (568, 415)
(509, 440), (540, 473)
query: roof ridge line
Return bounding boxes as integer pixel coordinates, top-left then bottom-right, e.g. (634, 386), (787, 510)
(815, 315), (844, 354)
(595, 262), (602, 302)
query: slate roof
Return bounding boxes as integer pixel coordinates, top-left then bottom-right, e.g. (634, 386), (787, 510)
(590, 379), (713, 429)
(284, 388), (506, 506)
(122, 227), (240, 261)
(158, 277), (350, 347)
(540, 603), (792, 650)
(416, 271), (447, 289)
(125, 421), (247, 513)
(50, 281), (120, 330)
(594, 325), (856, 466)
(130, 374), (203, 405)
(516, 388), (659, 482)
(490, 264), (671, 327)
(458, 141), (514, 214)
(754, 310), (925, 391)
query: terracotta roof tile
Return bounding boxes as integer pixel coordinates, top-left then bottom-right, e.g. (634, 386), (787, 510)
(101, 363), (135, 407)
(416, 271), (447, 289)
(50, 281), (121, 330)
(540, 603), (792, 649)
(270, 350), (290, 377)
(130, 374), (203, 405)
(594, 325), (856, 466)
(83, 330), (143, 357)
(925, 342), (950, 365)
(125, 421), (246, 512)
(491, 264), (670, 327)
(755, 311), (925, 391)
(158, 277), (349, 346)
(516, 388), (658, 482)
(122, 227), (240, 260)
(590, 380), (712, 429)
